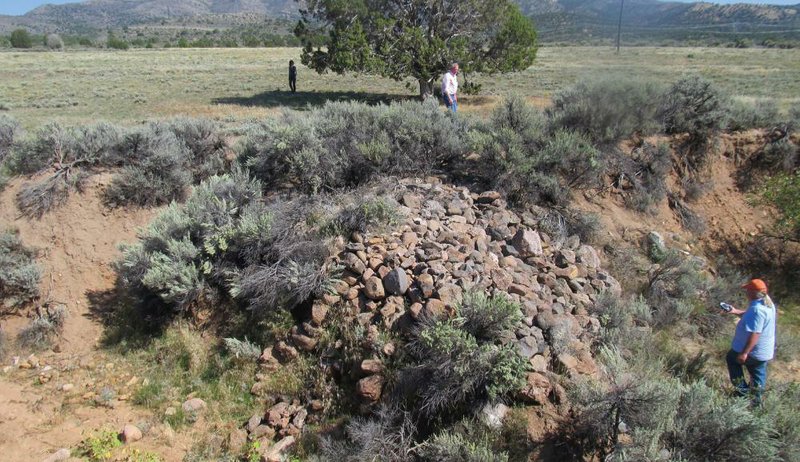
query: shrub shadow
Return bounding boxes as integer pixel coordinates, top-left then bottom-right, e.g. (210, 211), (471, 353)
(85, 285), (168, 351)
(213, 90), (414, 110)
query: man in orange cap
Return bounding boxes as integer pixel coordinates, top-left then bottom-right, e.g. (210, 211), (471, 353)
(724, 278), (776, 405)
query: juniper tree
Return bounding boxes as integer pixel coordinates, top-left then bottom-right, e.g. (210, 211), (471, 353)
(294, 0), (538, 97)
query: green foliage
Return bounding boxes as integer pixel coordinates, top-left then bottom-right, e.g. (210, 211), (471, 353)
(762, 171), (800, 240)
(222, 337), (261, 362)
(400, 310), (527, 418)
(107, 33), (130, 50)
(318, 406), (416, 462)
(296, 1), (536, 95)
(726, 98), (781, 131)
(0, 229), (41, 310)
(420, 431), (508, 462)
(46, 34), (64, 50)
(568, 348), (681, 459)
(667, 381), (778, 461)
(322, 195), (400, 237)
(75, 428), (123, 462)
(646, 250), (708, 328)
(458, 291), (522, 343)
(661, 75), (727, 137)
(0, 114), (19, 166)
(10, 29), (33, 49)
(105, 119), (227, 207)
(610, 142), (672, 214)
(549, 77), (664, 144)
(474, 96), (601, 206)
(240, 100), (467, 194)
(758, 383), (800, 462)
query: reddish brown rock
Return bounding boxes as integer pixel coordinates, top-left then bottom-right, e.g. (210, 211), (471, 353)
(357, 375), (384, 402)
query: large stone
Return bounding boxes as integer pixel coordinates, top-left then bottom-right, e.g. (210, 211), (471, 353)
(511, 229), (543, 257)
(182, 398), (207, 414)
(274, 341), (299, 363)
(357, 375), (384, 402)
(423, 299), (446, 318)
(261, 436), (296, 462)
(476, 191), (502, 204)
(291, 334), (317, 352)
(521, 372), (552, 405)
(311, 302), (329, 326)
(247, 414), (263, 433)
(416, 273), (435, 298)
(576, 245), (601, 269)
(292, 408), (308, 429)
(267, 402), (290, 427)
(343, 252), (366, 275)
(360, 359), (384, 375)
(364, 277), (386, 300)
(226, 429), (248, 453)
(120, 424), (143, 443)
(383, 268), (409, 295)
(42, 448), (71, 462)
(250, 424), (276, 440)
(401, 193), (422, 209)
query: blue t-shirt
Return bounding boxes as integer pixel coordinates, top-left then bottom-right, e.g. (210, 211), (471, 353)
(731, 298), (776, 361)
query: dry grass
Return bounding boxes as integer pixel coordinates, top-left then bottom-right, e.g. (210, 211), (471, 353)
(0, 46), (798, 129)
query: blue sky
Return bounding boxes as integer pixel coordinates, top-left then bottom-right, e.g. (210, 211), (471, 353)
(0, 0), (798, 16)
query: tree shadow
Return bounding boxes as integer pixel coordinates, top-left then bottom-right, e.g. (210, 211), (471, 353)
(212, 90), (415, 111)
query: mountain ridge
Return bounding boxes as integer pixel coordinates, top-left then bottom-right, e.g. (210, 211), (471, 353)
(1, 0), (798, 43)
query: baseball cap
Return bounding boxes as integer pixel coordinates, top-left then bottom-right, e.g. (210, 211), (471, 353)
(741, 279), (768, 293)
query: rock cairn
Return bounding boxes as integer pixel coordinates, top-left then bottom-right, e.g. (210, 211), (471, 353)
(245, 178), (622, 456)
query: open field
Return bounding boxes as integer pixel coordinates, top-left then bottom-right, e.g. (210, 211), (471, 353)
(0, 46), (799, 129)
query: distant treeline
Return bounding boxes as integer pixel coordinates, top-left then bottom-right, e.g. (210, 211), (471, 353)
(1, 25), (797, 50)
(0, 27), (325, 50)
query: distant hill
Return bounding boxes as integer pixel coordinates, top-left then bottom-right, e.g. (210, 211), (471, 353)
(1, 0), (799, 44)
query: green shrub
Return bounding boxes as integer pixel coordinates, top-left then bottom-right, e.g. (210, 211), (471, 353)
(762, 171), (800, 240)
(646, 250), (707, 328)
(568, 348), (681, 459)
(458, 291), (522, 343)
(104, 131), (193, 207)
(107, 33), (129, 50)
(726, 98), (781, 131)
(10, 29), (33, 49)
(549, 77), (664, 144)
(0, 114), (19, 165)
(319, 406), (416, 462)
(9, 122), (123, 217)
(46, 34), (64, 50)
(609, 142), (671, 214)
(759, 383), (800, 462)
(660, 75), (726, 137)
(420, 431), (508, 462)
(0, 229), (40, 310)
(75, 428), (123, 462)
(475, 102), (601, 206)
(240, 100), (467, 194)
(667, 381), (779, 461)
(400, 317), (527, 418)
(322, 195), (400, 237)
(761, 139), (798, 172)
(105, 119), (227, 207)
(222, 337), (261, 362)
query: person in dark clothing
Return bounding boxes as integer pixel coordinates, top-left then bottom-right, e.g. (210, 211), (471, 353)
(289, 60), (297, 93)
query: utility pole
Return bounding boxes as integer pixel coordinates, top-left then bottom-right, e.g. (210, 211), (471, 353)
(616, 0), (624, 54)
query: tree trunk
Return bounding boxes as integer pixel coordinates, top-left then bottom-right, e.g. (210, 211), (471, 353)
(419, 78), (434, 100)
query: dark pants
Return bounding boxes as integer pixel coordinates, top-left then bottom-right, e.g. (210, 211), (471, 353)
(726, 349), (768, 404)
(289, 78), (296, 93)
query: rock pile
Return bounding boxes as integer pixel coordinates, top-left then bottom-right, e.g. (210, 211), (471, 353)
(246, 178), (623, 454)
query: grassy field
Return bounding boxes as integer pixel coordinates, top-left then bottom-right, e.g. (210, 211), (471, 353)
(0, 46), (799, 129)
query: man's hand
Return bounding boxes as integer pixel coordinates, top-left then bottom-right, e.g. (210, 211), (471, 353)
(736, 351), (748, 364)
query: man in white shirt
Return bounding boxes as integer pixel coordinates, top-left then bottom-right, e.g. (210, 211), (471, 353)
(441, 63), (459, 113)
